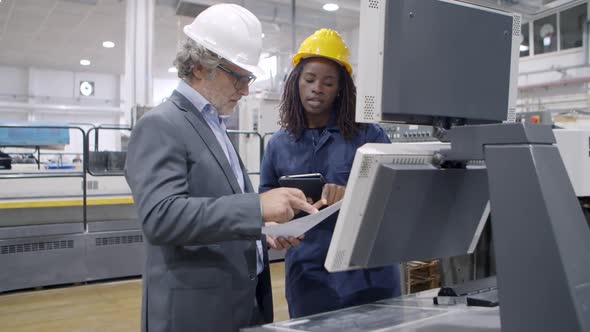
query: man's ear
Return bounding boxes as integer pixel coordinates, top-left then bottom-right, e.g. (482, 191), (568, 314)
(192, 64), (208, 81)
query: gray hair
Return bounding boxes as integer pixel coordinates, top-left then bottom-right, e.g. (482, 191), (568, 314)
(173, 38), (221, 81)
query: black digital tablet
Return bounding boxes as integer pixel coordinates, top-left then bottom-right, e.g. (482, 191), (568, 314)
(278, 173), (326, 202)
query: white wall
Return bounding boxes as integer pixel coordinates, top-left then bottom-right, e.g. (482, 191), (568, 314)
(0, 65), (126, 156)
(517, 48), (590, 114)
(516, 0), (590, 120)
(74, 72), (120, 104)
(0, 66), (28, 101)
(519, 49), (587, 86)
(152, 77), (178, 106)
(0, 66), (123, 120)
(24, 68), (120, 106)
(28, 68), (75, 103)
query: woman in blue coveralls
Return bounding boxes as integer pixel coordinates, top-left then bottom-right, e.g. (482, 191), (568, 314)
(259, 28), (401, 318)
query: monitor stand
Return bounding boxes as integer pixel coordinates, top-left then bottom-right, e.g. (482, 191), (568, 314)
(442, 123), (590, 332)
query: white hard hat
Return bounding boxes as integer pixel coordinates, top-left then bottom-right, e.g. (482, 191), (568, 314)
(183, 4), (265, 77)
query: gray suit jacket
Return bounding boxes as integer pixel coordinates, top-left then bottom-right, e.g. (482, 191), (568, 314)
(125, 90), (273, 332)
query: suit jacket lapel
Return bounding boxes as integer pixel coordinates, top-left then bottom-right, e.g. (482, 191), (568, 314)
(169, 90), (243, 194)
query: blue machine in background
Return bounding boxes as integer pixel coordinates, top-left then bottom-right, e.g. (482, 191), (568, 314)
(0, 122), (70, 148)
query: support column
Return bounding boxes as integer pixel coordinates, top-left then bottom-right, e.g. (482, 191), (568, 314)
(482, 131), (590, 332)
(444, 123), (590, 331)
(123, 0), (154, 127)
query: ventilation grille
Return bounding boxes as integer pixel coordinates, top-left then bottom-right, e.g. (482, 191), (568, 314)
(369, 0), (380, 9)
(466, 160), (486, 166)
(363, 95), (376, 121)
(1, 240), (74, 255)
(359, 155), (376, 178)
(391, 156), (431, 165)
(506, 108), (516, 123)
(333, 250), (347, 269)
(95, 235), (143, 246)
(86, 180), (98, 190)
(512, 15), (521, 36)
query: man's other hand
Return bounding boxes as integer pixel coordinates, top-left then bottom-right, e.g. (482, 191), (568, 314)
(266, 234), (303, 250)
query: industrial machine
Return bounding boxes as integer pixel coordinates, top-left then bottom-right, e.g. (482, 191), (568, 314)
(244, 0), (590, 331)
(0, 124), (143, 293)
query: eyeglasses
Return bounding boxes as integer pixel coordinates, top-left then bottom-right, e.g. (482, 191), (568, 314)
(217, 63), (256, 89)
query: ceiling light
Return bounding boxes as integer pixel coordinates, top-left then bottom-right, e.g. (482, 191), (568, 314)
(323, 3), (339, 11)
(80, 59), (91, 66)
(520, 45), (529, 52)
(261, 33), (265, 38)
(168, 67), (178, 73)
(102, 41), (115, 48)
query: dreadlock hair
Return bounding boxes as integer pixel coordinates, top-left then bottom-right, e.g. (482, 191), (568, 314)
(278, 58), (362, 140)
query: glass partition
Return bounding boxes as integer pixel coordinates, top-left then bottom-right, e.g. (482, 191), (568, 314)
(560, 3), (587, 50)
(520, 22), (530, 57)
(534, 14), (558, 55)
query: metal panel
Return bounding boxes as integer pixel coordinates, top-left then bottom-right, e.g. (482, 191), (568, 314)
(0, 222), (84, 240)
(381, 0), (514, 125)
(485, 144), (590, 332)
(0, 205), (83, 227)
(87, 219), (139, 232)
(85, 230), (145, 281)
(351, 165), (489, 267)
(0, 234), (86, 293)
(86, 203), (137, 222)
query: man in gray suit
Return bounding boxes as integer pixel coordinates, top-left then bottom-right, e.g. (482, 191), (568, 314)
(125, 4), (316, 332)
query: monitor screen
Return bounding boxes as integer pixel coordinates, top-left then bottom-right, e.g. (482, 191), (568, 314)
(355, 0), (520, 126)
(325, 143), (490, 272)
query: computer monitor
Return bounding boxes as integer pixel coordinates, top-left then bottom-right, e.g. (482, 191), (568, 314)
(325, 143), (490, 272)
(355, 0), (521, 126)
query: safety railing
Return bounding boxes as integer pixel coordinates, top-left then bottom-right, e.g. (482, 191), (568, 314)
(0, 124), (276, 227)
(0, 124), (88, 222)
(85, 125), (131, 177)
(227, 130), (264, 175)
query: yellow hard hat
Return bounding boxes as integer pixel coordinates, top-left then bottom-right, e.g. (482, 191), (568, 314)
(292, 28), (352, 74)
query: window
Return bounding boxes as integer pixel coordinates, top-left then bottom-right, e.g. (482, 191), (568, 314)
(257, 55), (278, 82)
(534, 14), (557, 55)
(520, 23), (530, 57)
(560, 4), (587, 50)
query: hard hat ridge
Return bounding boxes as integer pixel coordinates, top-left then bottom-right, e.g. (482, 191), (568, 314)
(292, 28), (352, 74)
(183, 3), (265, 77)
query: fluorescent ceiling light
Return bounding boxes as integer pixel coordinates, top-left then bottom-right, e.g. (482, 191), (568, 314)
(168, 67), (178, 73)
(520, 44), (529, 52)
(322, 3), (339, 11)
(102, 41), (115, 48)
(80, 59), (91, 66)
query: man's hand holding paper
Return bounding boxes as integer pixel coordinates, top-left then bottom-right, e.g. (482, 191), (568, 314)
(262, 200), (343, 238)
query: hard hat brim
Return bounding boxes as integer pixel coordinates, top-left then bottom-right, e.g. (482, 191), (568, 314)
(292, 53), (352, 74)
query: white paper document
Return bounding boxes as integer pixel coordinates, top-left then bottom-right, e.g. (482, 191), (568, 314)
(262, 200), (342, 237)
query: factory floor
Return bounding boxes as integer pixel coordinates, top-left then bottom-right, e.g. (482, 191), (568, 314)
(0, 262), (289, 331)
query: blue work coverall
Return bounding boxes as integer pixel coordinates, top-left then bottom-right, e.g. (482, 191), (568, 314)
(259, 114), (401, 318)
